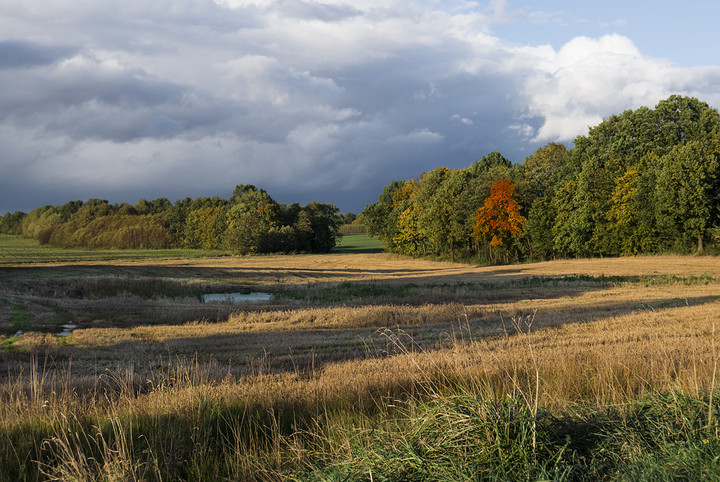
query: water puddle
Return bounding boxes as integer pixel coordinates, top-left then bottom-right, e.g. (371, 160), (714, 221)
(202, 292), (273, 303)
(59, 324), (77, 336)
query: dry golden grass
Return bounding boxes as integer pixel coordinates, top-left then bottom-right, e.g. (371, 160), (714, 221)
(4, 285), (719, 418)
(8, 252), (720, 284)
(0, 252), (717, 392)
(2, 253), (719, 380)
(3, 252), (720, 480)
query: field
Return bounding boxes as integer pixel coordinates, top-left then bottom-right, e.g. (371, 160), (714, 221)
(0, 234), (226, 264)
(2, 235), (720, 479)
(332, 233), (383, 253)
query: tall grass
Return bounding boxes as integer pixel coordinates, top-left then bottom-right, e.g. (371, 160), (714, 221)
(4, 305), (720, 480)
(4, 276), (250, 301)
(3, 252), (720, 479)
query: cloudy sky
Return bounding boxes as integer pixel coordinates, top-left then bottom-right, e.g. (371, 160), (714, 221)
(2, 0), (720, 214)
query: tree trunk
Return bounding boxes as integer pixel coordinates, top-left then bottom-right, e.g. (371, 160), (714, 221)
(698, 233), (704, 253)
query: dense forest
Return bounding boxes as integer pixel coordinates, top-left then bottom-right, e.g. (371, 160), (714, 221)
(363, 95), (720, 262)
(0, 185), (342, 254)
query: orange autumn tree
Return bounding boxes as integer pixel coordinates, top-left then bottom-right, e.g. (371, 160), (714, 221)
(473, 179), (526, 256)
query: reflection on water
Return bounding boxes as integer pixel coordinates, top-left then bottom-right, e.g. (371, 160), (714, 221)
(202, 292), (273, 303)
(59, 324), (77, 336)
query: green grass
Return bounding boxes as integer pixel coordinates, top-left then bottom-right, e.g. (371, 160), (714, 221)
(9, 307), (34, 329)
(0, 234), (383, 263)
(5, 373), (720, 481)
(301, 389), (720, 481)
(0, 298), (34, 331)
(333, 233), (384, 253)
(0, 235), (227, 264)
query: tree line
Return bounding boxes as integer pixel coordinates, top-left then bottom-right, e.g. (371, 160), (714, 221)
(1, 185), (342, 254)
(363, 95), (720, 262)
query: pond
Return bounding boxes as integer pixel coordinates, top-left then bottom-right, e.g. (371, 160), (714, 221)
(202, 292), (273, 303)
(59, 324), (77, 336)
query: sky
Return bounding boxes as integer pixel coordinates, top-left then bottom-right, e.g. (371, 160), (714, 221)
(2, 0), (720, 214)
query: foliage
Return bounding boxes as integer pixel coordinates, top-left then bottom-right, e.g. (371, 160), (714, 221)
(472, 179), (526, 263)
(470, 150), (512, 173)
(363, 95), (720, 262)
(13, 186), (341, 254)
(0, 211), (26, 235)
(656, 140), (720, 252)
(521, 142), (567, 200)
(184, 205), (228, 249)
(524, 197), (556, 259)
(363, 180), (405, 250)
(302, 201), (343, 253)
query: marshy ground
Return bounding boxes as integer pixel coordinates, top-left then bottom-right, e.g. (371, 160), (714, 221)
(2, 243), (720, 479)
(3, 253), (719, 380)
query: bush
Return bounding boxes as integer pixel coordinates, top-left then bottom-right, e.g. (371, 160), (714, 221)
(37, 226), (55, 245)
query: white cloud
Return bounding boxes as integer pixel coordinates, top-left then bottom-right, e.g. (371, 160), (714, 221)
(513, 34), (720, 142)
(506, 123), (534, 139)
(451, 114), (474, 125)
(215, 0), (273, 8)
(390, 128), (445, 144)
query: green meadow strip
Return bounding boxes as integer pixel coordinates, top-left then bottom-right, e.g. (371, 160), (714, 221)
(0, 235), (225, 265)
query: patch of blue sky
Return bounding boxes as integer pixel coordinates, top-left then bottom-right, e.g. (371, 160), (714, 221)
(491, 0), (718, 67)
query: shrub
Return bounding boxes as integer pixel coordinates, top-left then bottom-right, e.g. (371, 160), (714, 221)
(37, 226), (55, 245)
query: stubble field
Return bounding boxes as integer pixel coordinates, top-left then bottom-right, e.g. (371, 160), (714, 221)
(2, 236), (720, 480)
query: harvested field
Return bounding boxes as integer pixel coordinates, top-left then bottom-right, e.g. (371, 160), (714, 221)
(2, 247), (720, 480)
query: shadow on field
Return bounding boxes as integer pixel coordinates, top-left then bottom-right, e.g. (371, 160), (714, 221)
(3, 293), (717, 381)
(2, 259), (718, 337)
(0, 264), (439, 283)
(0, 261), (688, 288)
(331, 245), (385, 254)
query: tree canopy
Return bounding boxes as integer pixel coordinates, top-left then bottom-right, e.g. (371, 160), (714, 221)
(13, 186), (342, 254)
(363, 95), (720, 261)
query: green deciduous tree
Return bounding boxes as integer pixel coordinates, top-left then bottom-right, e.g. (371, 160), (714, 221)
(0, 211), (27, 235)
(391, 180), (424, 255)
(301, 202), (342, 253)
(415, 167), (452, 256)
(470, 151), (512, 174)
(522, 142), (567, 200)
(606, 169), (643, 255)
(656, 140), (720, 252)
(524, 196), (556, 260)
(184, 206), (228, 249)
(363, 180), (405, 249)
(224, 187), (279, 255)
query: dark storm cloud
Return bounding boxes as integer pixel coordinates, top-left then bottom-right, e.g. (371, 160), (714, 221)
(278, 0), (362, 22)
(1, 1), (720, 215)
(0, 53), (204, 142)
(0, 40), (76, 69)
